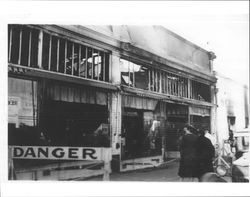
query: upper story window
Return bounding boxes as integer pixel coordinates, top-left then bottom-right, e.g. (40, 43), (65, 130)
(8, 25), (110, 82)
(190, 80), (211, 102)
(120, 59), (149, 90)
(120, 58), (211, 102)
(120, 58), (189, 98)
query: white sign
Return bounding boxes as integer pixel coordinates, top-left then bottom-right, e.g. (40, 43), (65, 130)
(8, 97), (20, 127)
(10, 146), (112, 161)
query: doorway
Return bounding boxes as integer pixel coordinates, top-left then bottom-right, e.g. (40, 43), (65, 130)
(122, 109), (144, 160)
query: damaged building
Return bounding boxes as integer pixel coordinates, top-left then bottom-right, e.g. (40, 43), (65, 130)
(8, 25), (217, 178)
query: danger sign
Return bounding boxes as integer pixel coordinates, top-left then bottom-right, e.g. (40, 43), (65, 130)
(9, 146), (111, 161)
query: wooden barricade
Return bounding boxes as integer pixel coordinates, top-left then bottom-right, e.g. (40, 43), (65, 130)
(8, 146), (111, 181)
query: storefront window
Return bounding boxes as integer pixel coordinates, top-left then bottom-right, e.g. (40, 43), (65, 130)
(8, 77), (111, 148)
(8, 77), (39, 146)
(40, 100), (110, 147)
(41, 81), (110, 147)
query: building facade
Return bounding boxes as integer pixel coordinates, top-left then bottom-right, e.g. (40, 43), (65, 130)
(8, 25), (217, 177)
(215, 72), (249, 144)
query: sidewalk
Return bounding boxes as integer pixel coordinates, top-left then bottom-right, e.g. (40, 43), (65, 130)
(83, 160), (181, 182)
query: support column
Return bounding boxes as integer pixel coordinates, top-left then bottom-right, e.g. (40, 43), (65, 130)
(210, 85), (217, 135)
(110, 92), (122, 155)
(110, 53), (121, 85)
(109, 53), (122, 171)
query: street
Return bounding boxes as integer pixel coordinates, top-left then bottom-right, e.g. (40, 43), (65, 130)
(82, 160), (231, 182)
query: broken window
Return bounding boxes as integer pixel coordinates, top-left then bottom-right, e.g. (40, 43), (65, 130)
(120, 58), (189, 99)
(8, 25), (110, 83)
(190, 80), (211, 102)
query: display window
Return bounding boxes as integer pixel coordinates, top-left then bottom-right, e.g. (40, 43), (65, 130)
(8, 77), (39, 146)
(40, 100), (110, 147)
(8, 77), (110, 149)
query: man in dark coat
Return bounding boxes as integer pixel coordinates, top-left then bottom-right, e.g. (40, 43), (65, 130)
(178, 125), (198, 181)
(195, 129), (215, 181)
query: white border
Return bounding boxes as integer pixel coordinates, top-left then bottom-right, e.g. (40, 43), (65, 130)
(1, 1), (249, 197)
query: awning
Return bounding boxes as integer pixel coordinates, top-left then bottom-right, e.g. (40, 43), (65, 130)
(189, 106), (210, 116)
(45, 81), (107, 105)
(122, 94), (158, 110)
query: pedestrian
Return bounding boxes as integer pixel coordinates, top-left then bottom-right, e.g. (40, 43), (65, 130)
(178, 124), (198, 181)
(228, 129), (236, 153)
(195, 128), (215, 181)
(204, 129), (216, 146)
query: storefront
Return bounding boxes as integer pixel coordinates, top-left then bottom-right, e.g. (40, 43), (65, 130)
(8, 24), (116, 179)
(121, 95), (164, 158)
(8, 25), (217, 175)
(9, 77), (110, 148)
(118, 43), (216, 169)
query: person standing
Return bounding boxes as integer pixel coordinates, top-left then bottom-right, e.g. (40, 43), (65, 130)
(178, 124), (198, 181)
(204, 129), (216, 146)
(195, 129), (215, 181)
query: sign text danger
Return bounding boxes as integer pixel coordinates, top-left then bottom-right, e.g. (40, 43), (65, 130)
(10, 146), (111, 161)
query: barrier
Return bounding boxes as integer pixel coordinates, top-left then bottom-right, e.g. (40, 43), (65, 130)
(8, 146), (112, 181)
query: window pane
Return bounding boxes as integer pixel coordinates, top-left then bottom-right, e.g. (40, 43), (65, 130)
(20, 26), (30, 66)
(104, 53), (109, 82)
(134, 64), (149, 90)
(50, 36), (58, 71)
(8, 25), (11, 61)
(10, 25), (21, 64)
(73, 44), (79, 76)
(66, 41), (73, 75)
(129, 62), (134, 86)
(99, 51), (104, 81)
(93, 49), (101, 80)
(87, 47), (93, 79)
(80, 45), (87, 78)
(30, 29), (39, 68)
(42, 32), (50, 70)
(120, 59), (131, 86)
(58, 38), (65, 73)
(191, 80), (211, 102)
(8, 77), (37, 127)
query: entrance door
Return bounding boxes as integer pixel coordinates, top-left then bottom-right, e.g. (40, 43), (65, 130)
(166, 103), (188, 151)
(122, 110), (143, 160)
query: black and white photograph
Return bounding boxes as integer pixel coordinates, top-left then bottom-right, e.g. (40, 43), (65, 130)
(0, 1), (249, 197)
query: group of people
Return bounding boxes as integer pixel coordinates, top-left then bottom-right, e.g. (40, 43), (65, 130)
(178, 124), (215, 182)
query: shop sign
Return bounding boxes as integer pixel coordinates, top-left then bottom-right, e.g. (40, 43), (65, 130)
(8, 97), (20, 126)
(8, 97), (20, 115)
(9, 146), (112, 161)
